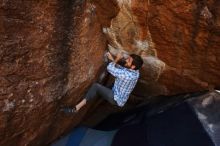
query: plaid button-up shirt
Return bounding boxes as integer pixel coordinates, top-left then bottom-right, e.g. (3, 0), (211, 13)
(107, 62), (139, 107)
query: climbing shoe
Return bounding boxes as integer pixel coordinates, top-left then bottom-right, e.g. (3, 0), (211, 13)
(60, 106), (77, 114)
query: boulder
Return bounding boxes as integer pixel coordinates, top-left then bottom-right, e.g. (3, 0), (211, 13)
(0, 0), (219, 145)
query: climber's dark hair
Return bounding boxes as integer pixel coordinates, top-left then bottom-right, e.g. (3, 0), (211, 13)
(130, 54), (143, 70)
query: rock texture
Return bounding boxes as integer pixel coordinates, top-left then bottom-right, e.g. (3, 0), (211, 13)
(0, 0), (118, 145)
(148, 0), (220, 95)
(104, 0), (220, 96)
(0, 0), (219, 145)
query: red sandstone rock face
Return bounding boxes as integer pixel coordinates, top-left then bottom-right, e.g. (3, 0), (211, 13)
(104, 0), (220, 96)
(0, 0), (118, 145)
(148, 0), (220, 94)
(0, 0), (220, 145)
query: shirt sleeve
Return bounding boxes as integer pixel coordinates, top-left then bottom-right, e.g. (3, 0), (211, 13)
(107, 62), (125, 78)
